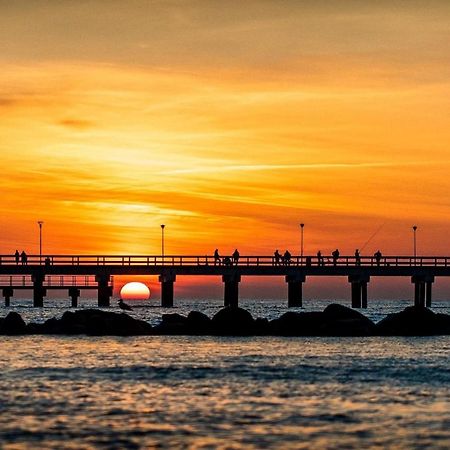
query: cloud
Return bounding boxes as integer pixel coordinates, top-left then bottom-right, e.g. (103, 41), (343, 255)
(58, 118), (94, 129)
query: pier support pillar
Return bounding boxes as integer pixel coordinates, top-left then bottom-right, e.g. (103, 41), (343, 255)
(2, 287), (13, 307)
(286, 274), (306, 307)
(96, 274), (112, 307)
(412, 276), (434, 308)
(32, 273), (46, 307)
(159, 273), (176, 308)
(361, 282), (368, 309)
(348, 275), (370, 309)
(69, 287), (80, 308)
(223, 274), (241, 307)
(426, 281), (432, 307)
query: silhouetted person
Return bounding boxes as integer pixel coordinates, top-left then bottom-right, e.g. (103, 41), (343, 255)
(45, 257), (51, 266)
(21, 251), (27, 265)
(232, 249), (240, 266)
(317, 250), (323, 266)
(355, 249), (361, 266)
(214, 249), (221, 265)
(284, 250), (291, 265)
(332, 249), (339, 266)
(274, 249), (281, 265)
(374, 250), (382, 266)
(14, 250), (20, 265)
(118, 299), (133, 311)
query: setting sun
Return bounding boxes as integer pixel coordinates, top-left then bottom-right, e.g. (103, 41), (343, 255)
(120, 282), (150, 301)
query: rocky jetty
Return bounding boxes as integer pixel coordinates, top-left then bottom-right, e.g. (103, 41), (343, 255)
(1, 305), (450, 336)
(27, 309), (152, 336)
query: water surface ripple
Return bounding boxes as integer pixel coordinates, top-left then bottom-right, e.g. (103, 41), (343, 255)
(1, 335), (449, 449)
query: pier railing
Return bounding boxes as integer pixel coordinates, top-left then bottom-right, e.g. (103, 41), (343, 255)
(0, 255), (449, 267)
(0, 275), (114, 288)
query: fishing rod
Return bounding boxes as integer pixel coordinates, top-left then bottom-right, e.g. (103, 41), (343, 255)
(360, 222), (385, 252)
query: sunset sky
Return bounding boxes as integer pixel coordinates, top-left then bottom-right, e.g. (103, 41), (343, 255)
(1, 1), (450, 298)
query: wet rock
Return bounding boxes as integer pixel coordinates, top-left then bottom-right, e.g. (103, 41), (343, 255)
(269, 305), (375, 336)
(269, 311), (324, 336)
(153, 313), (188, 335)
(322, 304), (376, 336)
(39, 309), (152, 336)
(0, 312), (27, 335)
(211, 306), (256, 335)
(375, 306), (450, 336)
(254, 317), (270, 335)
(186, 311), (212, 335)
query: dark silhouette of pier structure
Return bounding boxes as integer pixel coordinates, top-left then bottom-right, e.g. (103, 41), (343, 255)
(0, 254), (447, 308)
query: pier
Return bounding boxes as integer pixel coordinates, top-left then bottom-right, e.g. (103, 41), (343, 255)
(0, 254), (448, 308)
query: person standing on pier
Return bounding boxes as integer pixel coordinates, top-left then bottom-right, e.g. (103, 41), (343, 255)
(355, 249), (361, 265)
(14, 250), (20, 265)
(20, 251), (27, 265)
(283, 250), (291, 265)
(214, 249), (221, 265)
(332, 249), (340, 265)
(232, 249), (240, 266)
(317, 250), (323, 266)
(374, 250), (382, 266)
(274, 249), (281, 265)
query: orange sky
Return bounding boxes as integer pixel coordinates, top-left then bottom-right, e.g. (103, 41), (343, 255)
(1, 1), (450, 299)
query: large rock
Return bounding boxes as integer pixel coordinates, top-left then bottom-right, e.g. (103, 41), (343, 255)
(153, 313), (188, 335)
(269, 304), (375, 336)
(211, 306), (256, 335)
(375, 306), (450, 336)
(39, 309), (152, 336)
(322, 304), (376, 336)
(186, 311), (212, 335)
(0, 312), (27, 335)
(269, 311), (324, 336)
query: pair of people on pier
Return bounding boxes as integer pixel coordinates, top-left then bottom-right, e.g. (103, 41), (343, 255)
(214, 249), (240, 266)
(15, 250), (27, 265)
(273, 249), (291, 265)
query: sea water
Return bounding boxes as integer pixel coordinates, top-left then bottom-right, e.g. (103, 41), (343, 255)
(1, 299), (450, 449)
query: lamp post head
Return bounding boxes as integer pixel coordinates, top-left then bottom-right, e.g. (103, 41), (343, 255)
(413, 225), (417, 231)
(38, 221), (44, 228)
(300, 223), (304, 228)
(161, 224), (165, 229)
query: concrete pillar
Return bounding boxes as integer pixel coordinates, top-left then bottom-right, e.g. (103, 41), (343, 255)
(96, 274), (112, 307)
(351, 282), (361, 308)
(361, 282), (368, 309)
(286, 274), (305, 307)
(32, 273), (46, 307)
(159, 273), (176, 308)
(412, 276), (434, 308)
(426, 281), (432, 307)
(69, 287), (80, 308)
(223, 274), (241, 307)
(348, 275), (370, 309)
(2, 287), (13, 307)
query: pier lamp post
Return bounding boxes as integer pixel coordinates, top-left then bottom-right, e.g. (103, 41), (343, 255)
(38, 221), (44, 264)
(300, 223), (305, 262)
(161, 224), (165, 263)
(413, 225), (417, 261)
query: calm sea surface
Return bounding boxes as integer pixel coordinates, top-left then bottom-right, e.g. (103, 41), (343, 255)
(1, 299), (450, 449)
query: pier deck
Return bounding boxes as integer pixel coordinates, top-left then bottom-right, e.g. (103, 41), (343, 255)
(0, 254), (447, 308)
